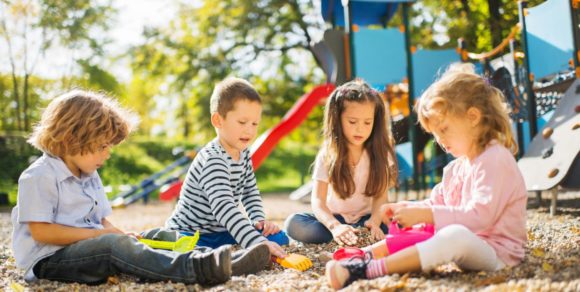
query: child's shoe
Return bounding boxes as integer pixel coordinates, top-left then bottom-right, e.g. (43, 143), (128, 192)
(231, 242), (271, 276)
(333, 247), (366, 261)
(325, 255), (370, 290)
(191, 244), (232, 285)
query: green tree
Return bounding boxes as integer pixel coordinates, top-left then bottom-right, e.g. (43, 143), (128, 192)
(130, 0), (325, 140)
(0, 0), (116, 132)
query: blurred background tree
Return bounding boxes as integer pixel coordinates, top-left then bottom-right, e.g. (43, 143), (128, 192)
(0, 0), (547, 201)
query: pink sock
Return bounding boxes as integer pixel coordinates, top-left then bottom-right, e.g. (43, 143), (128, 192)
(365, 258), (388, 279)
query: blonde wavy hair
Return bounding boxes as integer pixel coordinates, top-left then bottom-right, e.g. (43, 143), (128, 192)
(28, 90), (139, 157)
(415, 63), (518, 155)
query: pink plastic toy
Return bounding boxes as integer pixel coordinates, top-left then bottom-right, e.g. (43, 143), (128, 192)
(385, 221), (434, 254)
(332, 221), (435, 261)
(333, 246), (365, 261)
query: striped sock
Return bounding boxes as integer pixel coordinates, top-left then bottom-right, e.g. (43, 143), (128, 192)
(365, 258), (388, 279)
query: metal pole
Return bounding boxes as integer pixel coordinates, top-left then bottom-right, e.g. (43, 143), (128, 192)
(518, 0), (538, 142)
(402, 2), (419, 191)
(569, 0), (580, 77)
(341, 0), (355, 80)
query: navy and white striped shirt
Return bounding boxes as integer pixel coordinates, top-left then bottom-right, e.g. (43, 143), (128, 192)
(165, 138), (266, 248)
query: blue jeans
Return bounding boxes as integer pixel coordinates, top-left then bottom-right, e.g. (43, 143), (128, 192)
(32, 233), (229, 285)
(284, 212), (388, 244)
(184, 230), (289, 249)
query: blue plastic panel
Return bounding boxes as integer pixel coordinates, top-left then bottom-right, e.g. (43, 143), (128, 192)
(321, 0), (400, 26)
(395, 141), (414, 181)
(353, 27), (406, 85)
(411, 49), (459, 98)
(526, 0), (573, 78)
(520, 110), (554, 153)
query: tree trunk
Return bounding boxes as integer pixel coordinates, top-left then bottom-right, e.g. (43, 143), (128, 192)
(460, 0), (471, 16)
(182, 98), (190, 138)
(23, 73), (30, 131)
(10, 72), (21, 131)
(487, 0), (502, 47)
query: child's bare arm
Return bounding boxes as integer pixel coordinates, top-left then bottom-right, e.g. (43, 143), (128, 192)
(28, 221), (123, 245)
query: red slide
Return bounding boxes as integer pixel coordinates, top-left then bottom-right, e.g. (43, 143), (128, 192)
(250, 84), (335, 170)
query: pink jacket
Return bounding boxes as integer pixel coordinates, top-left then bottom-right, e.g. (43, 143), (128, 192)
(423, 141), (527, 266)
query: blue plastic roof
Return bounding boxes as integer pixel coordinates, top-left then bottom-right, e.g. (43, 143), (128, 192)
(321, 0), (414, 26)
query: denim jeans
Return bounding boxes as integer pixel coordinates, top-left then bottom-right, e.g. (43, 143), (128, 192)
(183, 230), (290, 249)
(33, 233), (229, 285)
(284, 212), (388, 244)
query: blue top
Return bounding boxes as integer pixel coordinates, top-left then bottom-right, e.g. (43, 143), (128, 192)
(321, 0), (415, 26)
(11, 153), (112, 281)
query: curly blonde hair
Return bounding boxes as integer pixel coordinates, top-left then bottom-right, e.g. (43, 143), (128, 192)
(28, 90), (139, 157)
(415, 63), (518, 155)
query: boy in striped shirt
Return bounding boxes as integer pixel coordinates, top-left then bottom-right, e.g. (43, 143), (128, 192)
(166, 77), (288, 267)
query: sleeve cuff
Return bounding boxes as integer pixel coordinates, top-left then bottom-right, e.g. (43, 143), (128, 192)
(18, 212), (54, 223)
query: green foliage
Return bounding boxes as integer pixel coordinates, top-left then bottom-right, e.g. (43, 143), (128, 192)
(129, 0), (324, 140)
(255, 138), (319, 193)
(0, 0), (117, 132)
(0, 134), (41, 205)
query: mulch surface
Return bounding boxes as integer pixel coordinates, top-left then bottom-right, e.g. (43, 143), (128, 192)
(1, 193), (579, 291)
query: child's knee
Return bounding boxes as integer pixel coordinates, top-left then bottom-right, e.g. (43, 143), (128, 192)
(284, 214), (305, 238)
(436, 224), (475, 253)
(98, 233), (134, 251)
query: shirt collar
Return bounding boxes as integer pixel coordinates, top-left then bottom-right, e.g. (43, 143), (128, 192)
(43, 153), (98, 183)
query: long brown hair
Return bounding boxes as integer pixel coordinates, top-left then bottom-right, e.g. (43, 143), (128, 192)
(322, 79), (398, 199)
(416, 63), (518, 155)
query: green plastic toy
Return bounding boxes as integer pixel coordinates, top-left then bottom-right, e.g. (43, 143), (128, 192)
(139, 230), (200, 253)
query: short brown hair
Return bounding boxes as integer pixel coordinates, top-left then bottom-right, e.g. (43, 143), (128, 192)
(28, 90), (139, 157)
(209, 77), (261, 117)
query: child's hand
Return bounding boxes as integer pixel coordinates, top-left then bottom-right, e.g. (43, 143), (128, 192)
(255, 220), (281, 237)
(364, 220), (385, 241)
(380, 203), (406, 224)
(393, 206), (433, 227)
(265, 240), (287, 258)
(330, 224), (359, 246)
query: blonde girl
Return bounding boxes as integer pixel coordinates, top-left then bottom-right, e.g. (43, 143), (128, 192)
(325, 63), (527, 289)
(285, 79), (398, 245)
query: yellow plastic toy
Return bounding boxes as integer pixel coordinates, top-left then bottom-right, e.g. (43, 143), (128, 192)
(139, 230), (200, 253)
(274, 253), (313, 272)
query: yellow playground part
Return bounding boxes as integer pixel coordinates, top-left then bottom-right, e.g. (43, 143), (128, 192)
(139, 230), (200, 253)
(274, 253), (313, 272)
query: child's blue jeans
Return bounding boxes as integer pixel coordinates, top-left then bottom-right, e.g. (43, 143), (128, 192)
(32, 233), (230, 285)
(284, 212), (388, 244)
(183, 229), (290, 249)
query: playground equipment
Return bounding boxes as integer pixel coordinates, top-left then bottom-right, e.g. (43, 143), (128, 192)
(515, 0), (580, 215)
(120, 0), (579, 213)
(110, 150), (196, 207)
(250, 84), (335, 170)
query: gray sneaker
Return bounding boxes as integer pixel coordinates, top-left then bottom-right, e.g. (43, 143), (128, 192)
(231, 242), (271, 276)
(192, 244), (232, 285)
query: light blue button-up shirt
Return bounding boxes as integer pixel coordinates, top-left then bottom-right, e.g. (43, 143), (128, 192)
(11, 153), (112, 281)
